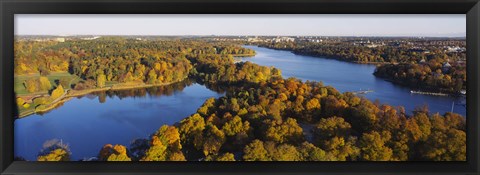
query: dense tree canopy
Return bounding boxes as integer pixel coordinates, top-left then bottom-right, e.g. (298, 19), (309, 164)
(15, 39), (257, 91)
(374, 62), (466, 94)
(18, 38), (465, 162)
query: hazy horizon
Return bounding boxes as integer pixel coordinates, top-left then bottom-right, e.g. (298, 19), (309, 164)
(15, 14), (466, 37)
(14, 34), (467, 38)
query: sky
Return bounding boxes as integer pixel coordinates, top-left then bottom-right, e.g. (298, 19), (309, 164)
(15, 14), (466, 37)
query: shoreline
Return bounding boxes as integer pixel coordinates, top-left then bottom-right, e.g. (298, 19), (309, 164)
(231, 53), (256, 57)
(377, 76), (462, 96)
(256, 45), (463, 96)
(293, 51), (388, 65)
(17, 79), (187, 119)
(255, 45), (388, 65)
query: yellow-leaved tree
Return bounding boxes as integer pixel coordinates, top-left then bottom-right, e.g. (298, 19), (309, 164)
(50, 85), (64, 100)
(39, 76), (52, 91)
(98, 144), (132, 161)
(97, 74), (106, 88)
(37, 139), (71, 161)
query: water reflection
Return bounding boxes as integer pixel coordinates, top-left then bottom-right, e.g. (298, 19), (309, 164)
(15, 79), (225, 160)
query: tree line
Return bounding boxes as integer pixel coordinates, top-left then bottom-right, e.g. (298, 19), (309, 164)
(258, 41), (465, 64)
(15, 38), (255, 93)
(257, 41), (466, 94)
(373, 61), (466, 94)
(20, 38), (465, 161)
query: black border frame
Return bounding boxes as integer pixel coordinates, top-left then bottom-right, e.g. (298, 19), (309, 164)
(1, 0), (479, 174)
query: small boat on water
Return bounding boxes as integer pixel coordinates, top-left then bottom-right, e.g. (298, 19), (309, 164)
(352, 89), (374, 95)
(410, 90), (449, 96)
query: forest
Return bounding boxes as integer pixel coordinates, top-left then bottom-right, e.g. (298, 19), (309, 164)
(15, 38), (256, 88)
(258, 41), (466, 94)
(14, 38), (466, 161)
(373, 62), (466, 94)
(14, 38), (256, 116)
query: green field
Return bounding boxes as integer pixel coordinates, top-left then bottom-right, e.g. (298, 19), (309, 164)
(14, 72), (81, 95)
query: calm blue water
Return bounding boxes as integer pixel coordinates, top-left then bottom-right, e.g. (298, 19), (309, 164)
(238, 45), (466, 116)
(15, 82), (224, 160)
(15, 45), (466, 160)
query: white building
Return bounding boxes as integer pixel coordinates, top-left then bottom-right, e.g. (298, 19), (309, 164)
(55, 38), (65, 42)
(272, 37), (295, 43)
(81, 36), (101, 40)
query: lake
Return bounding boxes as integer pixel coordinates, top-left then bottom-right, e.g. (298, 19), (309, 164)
(14, 80), (225, 160)
(15, 45), (466, 161)
(237, 45), (466, 116)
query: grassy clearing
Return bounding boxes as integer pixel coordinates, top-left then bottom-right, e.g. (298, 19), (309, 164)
(14, 72), (81, 95)
(17, 78), (187, 118)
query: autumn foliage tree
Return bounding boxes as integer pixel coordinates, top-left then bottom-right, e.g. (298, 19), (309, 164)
(98, 144), (132, 161)
(22, 38), (466, 162)
(37, 139), (71, 161)
(97, 74), (106, 88)
(50, 84), (64, 100)
(142, 125), (186, 161)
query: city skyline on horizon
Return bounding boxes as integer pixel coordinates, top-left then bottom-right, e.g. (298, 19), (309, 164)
(15, 14), (466, 37)
(14, 34), (467, 38)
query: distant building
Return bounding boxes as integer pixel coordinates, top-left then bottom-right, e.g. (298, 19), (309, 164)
(55, 38), (65, 42)
(308, 39), (322, 43)
(419, 58), (426, 64)
(272, 37), (295, 43)
(81, 36), (101, 40)
(365, 43), (379, 48)
(247, 37), (262, 42)
(442, 62), (452, 72)
(444, 46), (466, 53)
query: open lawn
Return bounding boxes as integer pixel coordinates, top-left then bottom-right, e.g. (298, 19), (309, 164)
(14, 72), (81, 95)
